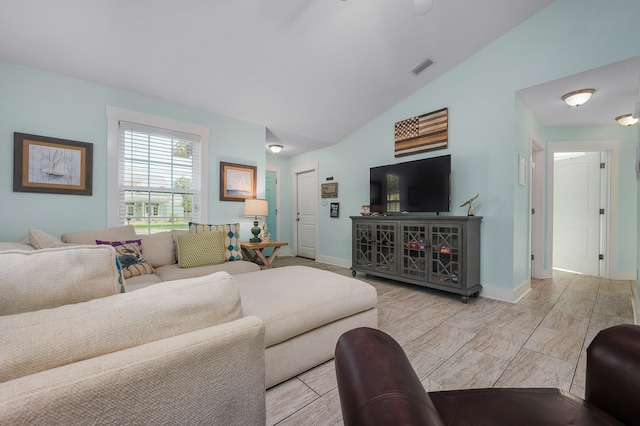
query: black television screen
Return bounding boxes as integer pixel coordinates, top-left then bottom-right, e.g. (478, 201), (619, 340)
(370, 154), (451, 214)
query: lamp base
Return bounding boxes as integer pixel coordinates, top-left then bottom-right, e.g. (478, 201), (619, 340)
(250, 220), (262, 243)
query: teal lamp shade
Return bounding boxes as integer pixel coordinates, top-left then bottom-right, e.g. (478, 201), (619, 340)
(244, 198), (269, 242)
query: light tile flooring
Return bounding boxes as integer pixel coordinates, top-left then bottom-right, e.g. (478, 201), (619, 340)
(265, 256), (636, 426)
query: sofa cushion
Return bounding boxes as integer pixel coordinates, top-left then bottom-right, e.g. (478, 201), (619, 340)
(61, 225), (137, 245)
(114, 243), (155, 278)
(0, 246), (123, 316)
(124, 272), (164, 291)
(28, 229), (69, 249)
(152, 260), (260, 285)
(0, 271), (243, 383)
(0, 242), (34, 252)
(139, 231), (176, 268)
(177, 232), (226, 268)
(235, 266), (378, 347)
(189, 222), (243, 261)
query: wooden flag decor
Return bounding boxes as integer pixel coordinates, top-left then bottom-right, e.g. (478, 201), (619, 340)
(394, 107), (448, 157)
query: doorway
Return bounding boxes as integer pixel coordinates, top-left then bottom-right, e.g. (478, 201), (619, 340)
(292, 164), (317, 259)
(552, 152), (602, 276)
(545, 140), (619, 279)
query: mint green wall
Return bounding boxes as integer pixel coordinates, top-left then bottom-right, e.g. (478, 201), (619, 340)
(285, 0), (640, 293)
(0, 60), (266, 241)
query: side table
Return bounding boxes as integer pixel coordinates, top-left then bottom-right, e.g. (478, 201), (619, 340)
(240, 240), (288, 269)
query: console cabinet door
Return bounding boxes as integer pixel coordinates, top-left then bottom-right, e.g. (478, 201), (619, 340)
(353, 221), (397, 274)
(429, 223), (462, 288)
(373, 222), (397, 274)
(400, 222), (428, 281)
(353, 221), (374, 270)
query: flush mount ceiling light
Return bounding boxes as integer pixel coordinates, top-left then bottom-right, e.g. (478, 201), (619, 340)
(615, 114), (638, 126)
(269, 144), (283, 154)
(561, 89), (595, 107)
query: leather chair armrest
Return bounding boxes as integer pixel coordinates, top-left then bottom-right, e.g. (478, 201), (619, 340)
(586, 323), (640, 425)
(335, 327), (445, 426)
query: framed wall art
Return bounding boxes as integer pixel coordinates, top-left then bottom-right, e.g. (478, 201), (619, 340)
(330, 202), (339, 218)
(394, 107), (448, 157)
(13, 132), (93, 195)
(321, 182), (338, 198)
(220, 161), (257, 201)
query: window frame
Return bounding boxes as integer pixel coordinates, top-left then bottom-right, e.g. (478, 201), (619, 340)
(106, 106), (209, 230)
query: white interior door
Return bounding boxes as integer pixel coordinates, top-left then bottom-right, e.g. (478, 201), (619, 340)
(553, 152), (601, 276)
(296, 170), (316, 259)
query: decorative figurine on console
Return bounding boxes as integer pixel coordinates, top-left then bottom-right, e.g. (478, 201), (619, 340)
(460, 193), (479, 216)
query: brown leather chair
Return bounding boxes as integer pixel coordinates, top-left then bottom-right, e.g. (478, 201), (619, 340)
(335, 324), (640, 425)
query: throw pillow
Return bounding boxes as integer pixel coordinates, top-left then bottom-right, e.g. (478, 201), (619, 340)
(177, 231), (226, 268)
(96, 239), (143, 251)
(188, 222), (243, 261)
(28, 229), (69, 250)
(113, 243), (154, 279)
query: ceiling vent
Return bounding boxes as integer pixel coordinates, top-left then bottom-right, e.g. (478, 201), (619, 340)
(411, 57), (434, 75)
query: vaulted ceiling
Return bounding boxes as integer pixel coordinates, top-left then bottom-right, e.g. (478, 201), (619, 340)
(11, 0), (628, 157)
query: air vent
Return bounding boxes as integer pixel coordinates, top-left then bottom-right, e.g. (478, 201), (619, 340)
(411, 57), (434, 75)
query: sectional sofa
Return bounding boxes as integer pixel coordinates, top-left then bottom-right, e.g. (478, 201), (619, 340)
(0, 226), (378, 424)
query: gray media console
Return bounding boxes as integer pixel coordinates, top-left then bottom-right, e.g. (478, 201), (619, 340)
(350, 215), (482, 303)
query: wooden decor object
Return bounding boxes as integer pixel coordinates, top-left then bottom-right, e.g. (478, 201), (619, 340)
(394, 107), (448, 157)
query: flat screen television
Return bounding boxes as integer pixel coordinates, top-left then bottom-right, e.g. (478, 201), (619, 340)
(370, 154), (451, 214)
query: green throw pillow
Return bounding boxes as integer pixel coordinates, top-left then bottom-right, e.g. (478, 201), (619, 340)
(177, 231), (227, 268)
(188, 222), (242, 261)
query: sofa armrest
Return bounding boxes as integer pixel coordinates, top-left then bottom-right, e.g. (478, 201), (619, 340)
(335, 327), (445, 426)
(0, 315), (266, 426)
(586, 323), (640, 425)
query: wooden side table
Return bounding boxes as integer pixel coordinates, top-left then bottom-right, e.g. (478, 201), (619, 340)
(240, 240), (288, 270)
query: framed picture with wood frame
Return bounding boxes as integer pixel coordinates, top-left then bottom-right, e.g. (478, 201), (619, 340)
(13, 132), (93, 195)
(220, 161), (257, 201)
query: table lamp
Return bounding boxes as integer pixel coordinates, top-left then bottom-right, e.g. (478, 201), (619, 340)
(244, 198), (269, 242)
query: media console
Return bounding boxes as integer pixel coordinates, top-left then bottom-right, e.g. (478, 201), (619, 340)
(350, 215), (482, 303)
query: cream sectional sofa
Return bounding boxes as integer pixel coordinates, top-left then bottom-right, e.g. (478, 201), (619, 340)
(0, 238), (378, 423)
(0, 246), (266, 425)
(58, 225), (261, 289)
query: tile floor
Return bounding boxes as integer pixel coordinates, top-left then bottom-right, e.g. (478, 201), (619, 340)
(265, 256), (636, 426)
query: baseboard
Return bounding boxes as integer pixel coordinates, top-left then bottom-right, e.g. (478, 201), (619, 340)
(276, 248), (293, 257)
(480, 279), (531, 303)
(315, 255), (351, 269)
(608, 270), (636, 280)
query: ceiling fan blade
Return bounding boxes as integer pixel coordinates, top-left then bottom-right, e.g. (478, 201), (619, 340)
(414, 0), (433, 15)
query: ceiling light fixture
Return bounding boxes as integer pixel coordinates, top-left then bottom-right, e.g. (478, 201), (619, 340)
(561, 89), (595, 107)
(269, 144), (283, 154)
(615, 114), (638, 126)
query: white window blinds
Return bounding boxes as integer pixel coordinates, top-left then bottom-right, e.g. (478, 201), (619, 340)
(117, 121), (201, 233)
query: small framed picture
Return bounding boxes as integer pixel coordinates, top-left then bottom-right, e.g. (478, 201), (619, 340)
(220, 162), (257, 201)
(330, 202), (339, 218)
(13, 132), (93, 195)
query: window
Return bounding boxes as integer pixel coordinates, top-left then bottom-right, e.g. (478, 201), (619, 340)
(107, 107), (209, 233)
(386, 174), (400, 213)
